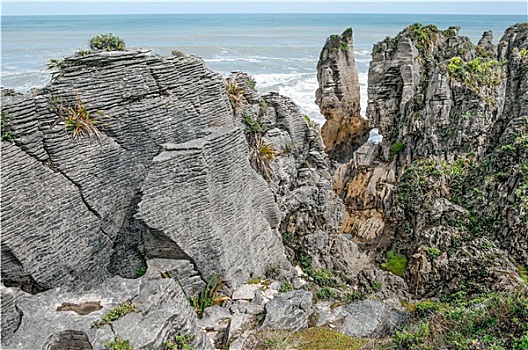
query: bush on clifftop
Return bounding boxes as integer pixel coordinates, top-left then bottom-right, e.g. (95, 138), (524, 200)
(89, 33), (125, 51)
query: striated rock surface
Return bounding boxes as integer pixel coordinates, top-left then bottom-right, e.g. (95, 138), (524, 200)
(227, 72), (375, 280)
(316, 28), (369, 163)
(1, 50), (289, 294)
(331, 23), (528, 298)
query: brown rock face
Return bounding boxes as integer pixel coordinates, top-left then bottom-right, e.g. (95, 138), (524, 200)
(316, 28), (369, 163)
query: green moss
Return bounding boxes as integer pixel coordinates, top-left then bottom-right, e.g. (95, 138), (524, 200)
(312, 269), (336, 287)
(316, 287), (338, 300)
(381, 250), (408, 277)
(340, 42), (348, 51)
(390, 141), (405, 157)
(135, 265), (147, 278)
(291, 327), (366, 350)
(371, 280), (383, 293)
(165, 334), (195, 350)
(279, 282), (293, 293)
(423, 247), (441, 260)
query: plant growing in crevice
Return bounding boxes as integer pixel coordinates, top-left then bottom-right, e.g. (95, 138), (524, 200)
(1, 111), (14, 142)
(92, 301), (139, 328)
(390, 141), (405, 157)
(225, 78), (245, 112)
(165, 334), (195, 350)
(105, 336), (132, 350)
(381, 250), (408, 277)
(249, 134), (277, 180)
(171, 49), (186, 57)
(51, 97), (109, 141)
(187, 275), (225, 318)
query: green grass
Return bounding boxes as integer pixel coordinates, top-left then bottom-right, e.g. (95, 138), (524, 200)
(165, 334), (195, 350)
(291, 328), (367, 350)
(1, 111), (14, 142)
(447, 56), (503, 95)
(381, 250), (408, 277)
(187, 275), (224, 318)
(393, 288), (528, 349)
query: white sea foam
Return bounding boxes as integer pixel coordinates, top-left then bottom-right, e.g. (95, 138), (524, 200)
(254, 69), (370, 126)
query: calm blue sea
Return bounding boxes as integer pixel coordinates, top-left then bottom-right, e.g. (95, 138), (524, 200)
(1, 14), (525, 122)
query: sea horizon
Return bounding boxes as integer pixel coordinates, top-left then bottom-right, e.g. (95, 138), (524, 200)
(2, 13), (525, 123)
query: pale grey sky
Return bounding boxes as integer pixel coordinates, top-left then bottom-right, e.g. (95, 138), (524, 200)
(2, 0), (527, 15)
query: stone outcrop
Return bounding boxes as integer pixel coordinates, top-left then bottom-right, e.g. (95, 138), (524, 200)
(226, 72), (365, 276)
(4, 267), (213, 350)
(329, 23), (528, 298)
(313, 300), (405, 338)
(1, 50), (290, 295)
(316, 28), (369, 163)
(1, 47), (351, 349)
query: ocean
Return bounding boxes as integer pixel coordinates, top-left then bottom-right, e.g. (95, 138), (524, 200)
(1, 13), (525, 124)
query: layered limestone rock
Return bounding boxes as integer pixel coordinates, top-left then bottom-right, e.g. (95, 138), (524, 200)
(331, 23), (527, 298)
(1, 50), (290, 294)
(316, 28), (369, 163)
(227, 72), (372, 280)
(1, 48), (351, 348)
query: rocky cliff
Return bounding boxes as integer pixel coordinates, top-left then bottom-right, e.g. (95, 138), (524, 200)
(316, 28), (369, 163)
(2, 22), (527, 350)
(318, 23), (527, 298)
(1, 43), (355, 348)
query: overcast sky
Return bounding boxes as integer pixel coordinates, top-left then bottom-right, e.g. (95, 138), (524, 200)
(2, 0), (527, 15)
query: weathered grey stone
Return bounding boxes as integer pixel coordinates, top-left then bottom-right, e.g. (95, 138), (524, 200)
(1, 284), (29, 344)
(1, 50), (291, 292)
(260, 290), (312, 331)
(340, 300), (405, 338)
(228, 72), (346, 278)
(5, 275), (213, 350)
(232, 284), (260, 301)
(143, 258), (205, 297)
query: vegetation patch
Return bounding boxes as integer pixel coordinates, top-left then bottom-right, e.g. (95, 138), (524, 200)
(393, 288), (528, 349)
(423, 247), (441, 260)
(89, 33), (125, 51)
(92, 301), (139, 328)
(1, 111), (14, 142)
(381, 250), (408, 277)
(226, 79), (245, 112)
(390, 141), (405, 157)
(291, 327), (366, 350)
(105, 336), (132, 350)
(407, 23), (441, 53)
(279, 282), (293, 293)
(187, 275), (225, 319)
(165, 334), (195, 350)
(447, 56), (504, 95)
(52, 98), (106, 140)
